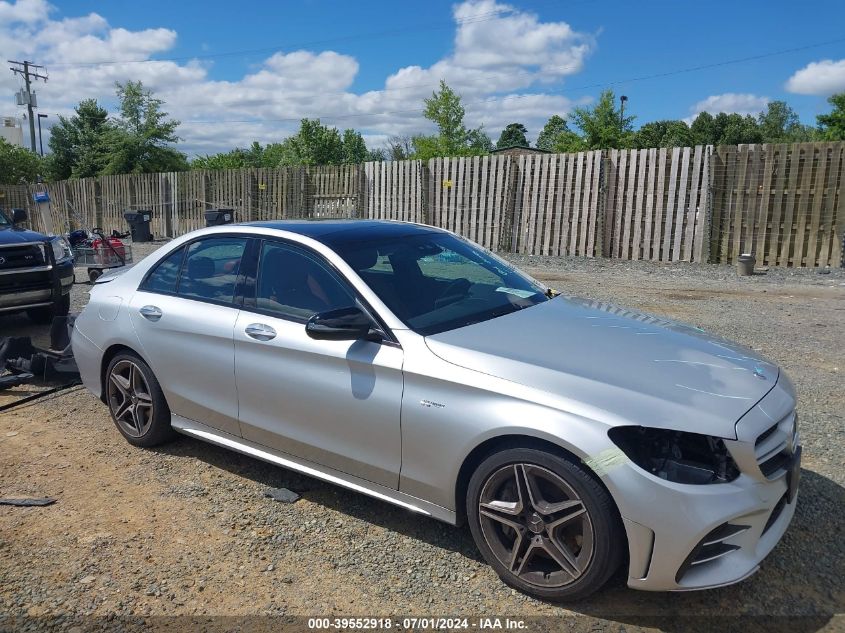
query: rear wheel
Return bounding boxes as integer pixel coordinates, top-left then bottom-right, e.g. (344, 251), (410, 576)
(27, 293), (70, 324)
(105, 352), (175, 447)
(466, 447), (623, 601)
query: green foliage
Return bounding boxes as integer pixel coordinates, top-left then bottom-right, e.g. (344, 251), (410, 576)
(634, 120), (693, 148)
(189, 121), (376, 169)
(689, 112), (762, 146)
(341, 129), (368, 164)
(535, 115), (568, 151)
(423, 80), (468, 155)
(0, 138), (42, 184)
(45, 99), (112, 180)
(758, 101), (814, 143)
(384, 135), (414, 161)
(570, 90), (635, 150)
(496, 123), (528, 149)
(102, 81), (187, 174)
(412, 81), (491, 160)
(817, 93), (845, 141)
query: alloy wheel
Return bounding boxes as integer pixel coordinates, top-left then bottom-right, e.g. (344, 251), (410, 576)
(478, 463), (594, 588)
(107, 360), (154, 438)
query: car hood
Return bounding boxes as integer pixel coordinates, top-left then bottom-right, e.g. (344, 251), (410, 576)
(425, 296), (778, 439)
(0, 226), (48, 244)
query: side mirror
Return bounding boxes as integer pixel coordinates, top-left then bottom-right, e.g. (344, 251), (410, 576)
(306, 306), (382, 342)
(11, 208), (27, 225)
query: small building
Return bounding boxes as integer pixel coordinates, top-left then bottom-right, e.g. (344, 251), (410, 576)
(491, 145), (551, 157)
(0, 116), (24, 147)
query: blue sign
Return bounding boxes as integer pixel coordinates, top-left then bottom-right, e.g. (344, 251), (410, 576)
(33, 191), (49, 203)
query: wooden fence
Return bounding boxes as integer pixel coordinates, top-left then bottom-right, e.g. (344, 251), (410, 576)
(2, 141), (843, 267)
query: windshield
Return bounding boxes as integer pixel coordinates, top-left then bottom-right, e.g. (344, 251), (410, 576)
(0, 210), (9, 227)
(334, 232), (550, 335)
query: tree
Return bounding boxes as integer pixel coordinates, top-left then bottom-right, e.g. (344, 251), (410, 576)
(634, 120), (693, 148)
(817, 93), (845, 140)
(536, 115), (569, 151)
(384, 135), (414, 161)
(45, 99), (112, 180)
(467, 127), (494, 153)
(690, 112), (718, 145)
(412, 81), (490, 159)
(423, 80), (468, 155)
(716, 113), (762, 145)
(341, 129), (368, 164)
(496, 123), (528, 149)
(758, 101), (813, 143)
(689, 111), (762, 146)
(0, 138), (42, 184)
(282, 118), (343, 165)
(570, 90), (635, 149)
(103, 81), (187, 174)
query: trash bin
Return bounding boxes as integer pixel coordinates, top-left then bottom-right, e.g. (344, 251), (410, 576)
(204, 208), (236, 227)
(123, 210), (153, 242)
(737, 253), (755, 276)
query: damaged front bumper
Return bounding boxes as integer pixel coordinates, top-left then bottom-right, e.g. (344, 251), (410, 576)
(603, 374), (800, 591)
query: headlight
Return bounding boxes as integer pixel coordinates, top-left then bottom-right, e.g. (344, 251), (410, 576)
(50, 236), (73, 264)
(608, 426), (740, 484)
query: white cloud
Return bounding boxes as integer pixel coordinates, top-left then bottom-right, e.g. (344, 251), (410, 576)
(0, 0), (595, 155)
(785, 59), (845, 95)
(684, 93), (769, 123)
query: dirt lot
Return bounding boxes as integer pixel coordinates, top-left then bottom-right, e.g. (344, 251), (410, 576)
(1, 242), (843, 632)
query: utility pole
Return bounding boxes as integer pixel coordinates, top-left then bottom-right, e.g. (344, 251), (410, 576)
(619, 95), (628, 134)
(8, 60), (48, 153)
(37, 113), (48, 156)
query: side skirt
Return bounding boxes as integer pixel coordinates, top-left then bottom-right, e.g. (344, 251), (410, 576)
(170, 415), (457, 525)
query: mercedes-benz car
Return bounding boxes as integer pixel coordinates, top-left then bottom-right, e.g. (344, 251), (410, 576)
(71, 220), (800, 600)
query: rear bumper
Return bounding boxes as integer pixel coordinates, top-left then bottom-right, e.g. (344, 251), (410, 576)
(70, 321), (103, 398)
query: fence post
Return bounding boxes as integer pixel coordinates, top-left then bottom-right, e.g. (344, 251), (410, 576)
(595, 150), (608, 258)
(420, 159), (431, 225)
(496, 156), (519, 252)
(694, 145), (713, 264)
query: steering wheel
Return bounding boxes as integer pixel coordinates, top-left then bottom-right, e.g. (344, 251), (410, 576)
(434, 278), (471, 309)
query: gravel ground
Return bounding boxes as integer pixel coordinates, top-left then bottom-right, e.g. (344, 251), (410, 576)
(0, 240), (843, 632)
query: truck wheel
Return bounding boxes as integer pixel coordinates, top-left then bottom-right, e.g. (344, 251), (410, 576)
(27, 294), (70, 324)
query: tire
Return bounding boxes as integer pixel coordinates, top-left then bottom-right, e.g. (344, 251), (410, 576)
(88, 268), (102, 283)
(466, 447), (623, 601)
(27, 293), (70, 324)
(104, 352), (175, 447)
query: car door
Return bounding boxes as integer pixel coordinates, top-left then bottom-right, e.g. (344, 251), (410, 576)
(129, 235), (249, 437)
(233, 238), (403, 488)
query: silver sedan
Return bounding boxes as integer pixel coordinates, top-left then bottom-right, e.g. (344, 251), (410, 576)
(72, 220), (800, 600)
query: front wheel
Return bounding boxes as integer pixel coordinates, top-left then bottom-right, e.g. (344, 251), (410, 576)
(466, 447), (624, 601)
(105, 352), (175, 447)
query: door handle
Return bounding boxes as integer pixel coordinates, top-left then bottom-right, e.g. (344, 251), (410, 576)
(139, 305), (163, 321)
(245, 323), (276, 341)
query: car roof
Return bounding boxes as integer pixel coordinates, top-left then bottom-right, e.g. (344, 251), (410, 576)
(242, 219), (445, 246)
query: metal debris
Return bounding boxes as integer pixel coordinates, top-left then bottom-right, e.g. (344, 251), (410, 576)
(263, 487), (300, 504)
(0, 497), (57, 507)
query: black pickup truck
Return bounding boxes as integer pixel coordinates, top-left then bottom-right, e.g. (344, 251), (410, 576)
(0, 208), (74, 323)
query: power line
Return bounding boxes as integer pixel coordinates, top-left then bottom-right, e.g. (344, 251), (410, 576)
(177, 36), (845, 127)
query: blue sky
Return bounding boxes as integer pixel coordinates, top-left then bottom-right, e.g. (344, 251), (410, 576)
(3, 0), (845, 154)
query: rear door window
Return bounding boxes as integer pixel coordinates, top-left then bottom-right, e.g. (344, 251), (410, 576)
(140, 246), (185, 294)
(175, 237), (247, 304)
